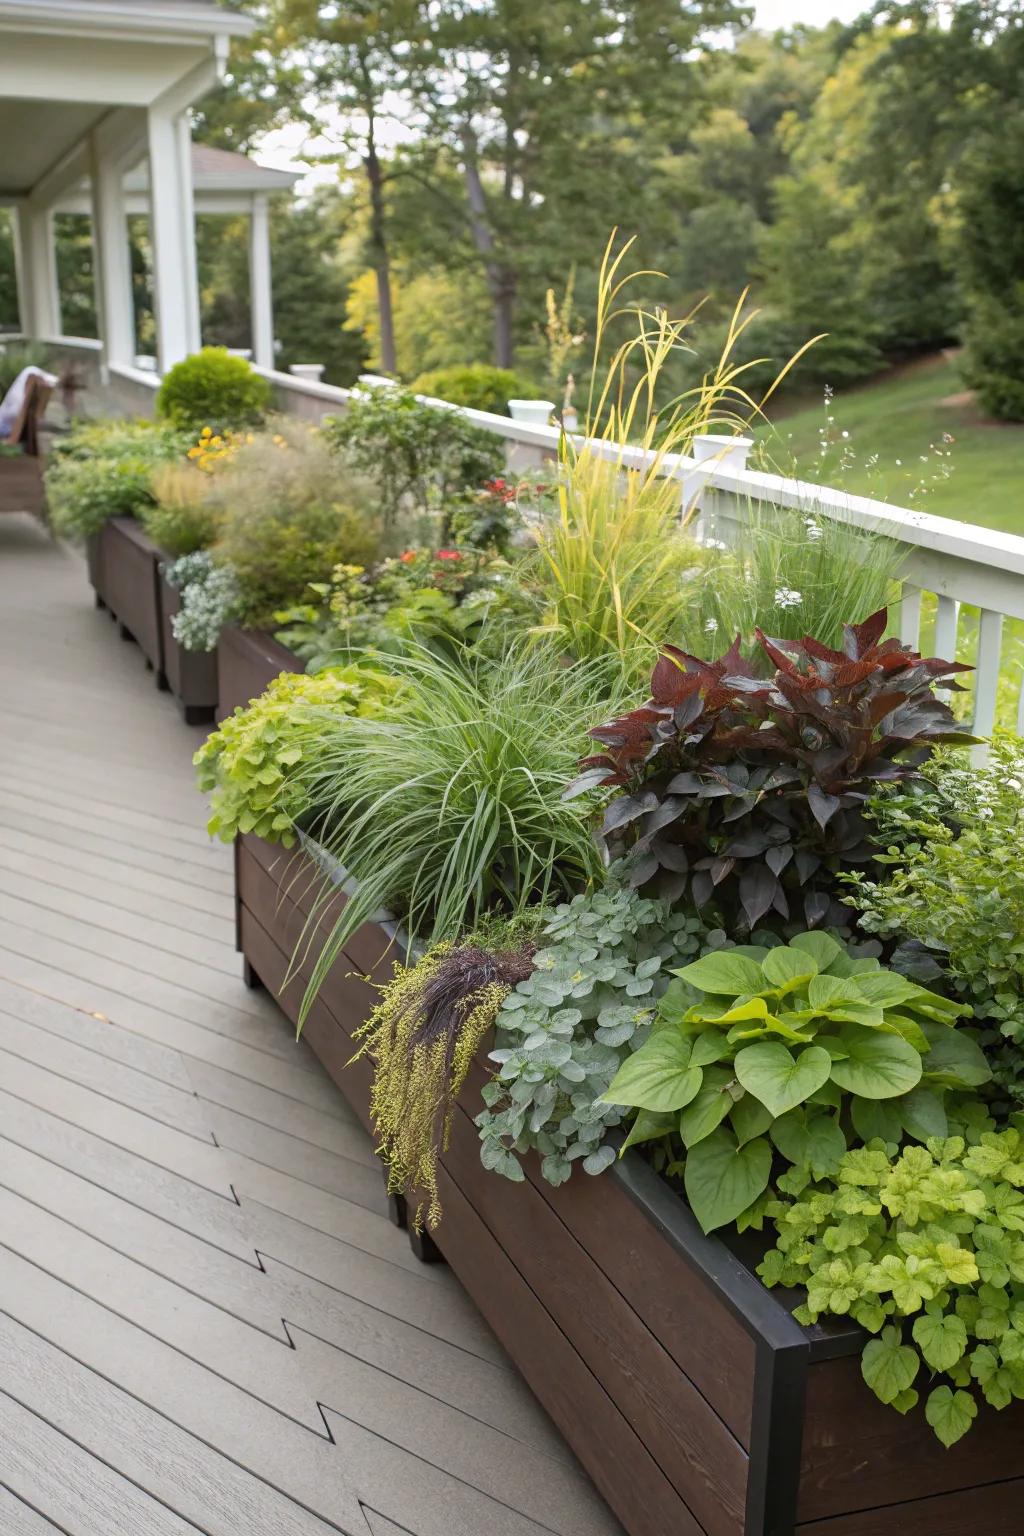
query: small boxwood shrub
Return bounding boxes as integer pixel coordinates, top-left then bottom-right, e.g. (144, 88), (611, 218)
(410, 364), (539, 415)
(155, 347), (270, 432)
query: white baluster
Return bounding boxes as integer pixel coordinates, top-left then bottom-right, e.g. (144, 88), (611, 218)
(971, 608), (1004, 761)
(933, 595), (960, 661)
(1017, 673), (1024, 736)
(898, 583), (922, 649)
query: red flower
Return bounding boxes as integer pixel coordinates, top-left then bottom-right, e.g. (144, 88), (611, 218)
(436, 549), (462, 561)
(399, 550), (417, 563)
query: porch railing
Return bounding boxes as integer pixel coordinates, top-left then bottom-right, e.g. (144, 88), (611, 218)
(39, 340), (1024, 739)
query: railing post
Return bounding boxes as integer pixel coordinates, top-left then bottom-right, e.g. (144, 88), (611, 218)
(972, 608), (1003, 761)
(686, 434), (753, 542)
(898, 584), (922, 650)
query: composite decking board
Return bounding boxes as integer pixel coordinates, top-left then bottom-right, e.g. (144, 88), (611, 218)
(0, 516), (619, 1534)
(0, 1010), (216, 1140)
(0, 864), (240, 973)
(0, 1315), (348, 1536)
(0, 1486), (66, 1535)
(0, 782), (233, 873)
(0, 822), (233, 919)
(0, 892), (280, 1009)
(0, 975), (195, 1089)
(0, 954), (342, 1109)
(0, 928), (321, 1065)
(0, 1391), (203, 1536)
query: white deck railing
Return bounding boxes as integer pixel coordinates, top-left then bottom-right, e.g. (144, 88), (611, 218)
(38, 339), (1024, 738)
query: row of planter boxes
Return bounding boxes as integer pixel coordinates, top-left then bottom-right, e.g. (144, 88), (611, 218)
(85, 533), (1024, 1536)
(84, 513), (301, 732)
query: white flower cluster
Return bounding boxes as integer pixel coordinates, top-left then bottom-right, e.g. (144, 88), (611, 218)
(164, 552), (243, 653)
(774, 586), (803, 610)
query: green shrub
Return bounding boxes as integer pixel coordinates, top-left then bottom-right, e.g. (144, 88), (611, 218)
(140, 462), (220, 555)
(194, 664), (400, 844)
(208, 420), (383, 629)
(760, 1127), (1024, 1446)
(296, 644), (623, 1023)
(155, 347), (270, 432)
(323, 387), (502, 528)
(846, 734), (1024, 1107)
(45, 418), (183, 538)
(410, 364), (538, 415)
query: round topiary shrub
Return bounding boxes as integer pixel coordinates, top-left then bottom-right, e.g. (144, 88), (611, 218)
(410, 364), (539, 415)
(155, 347), (271, 432)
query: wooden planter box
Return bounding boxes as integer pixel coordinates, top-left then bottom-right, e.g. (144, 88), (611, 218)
(234, 833), (1024, 1536)
(158, 569), (218, 725)
(100, 516), (165, 686)
(216, 624), (301, 721)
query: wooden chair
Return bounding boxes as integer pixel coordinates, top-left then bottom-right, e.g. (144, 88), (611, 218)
(0, 372), (53, 519)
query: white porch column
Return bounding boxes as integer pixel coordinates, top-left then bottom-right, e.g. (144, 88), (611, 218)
(88, 133), (135, 370)
(146, 106), (201, 371)
(249, 193), (274, 370)
(14, 203), (60, 338)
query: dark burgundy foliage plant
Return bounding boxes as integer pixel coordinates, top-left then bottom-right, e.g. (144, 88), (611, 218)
(569, 609), (976, 931)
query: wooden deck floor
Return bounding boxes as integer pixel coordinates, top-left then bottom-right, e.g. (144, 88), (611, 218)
(0, 515), (621, 1536)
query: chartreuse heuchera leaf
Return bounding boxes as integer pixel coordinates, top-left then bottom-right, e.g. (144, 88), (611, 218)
(600, 931), (981, 1232)
(760, 1128), (1024, 1446)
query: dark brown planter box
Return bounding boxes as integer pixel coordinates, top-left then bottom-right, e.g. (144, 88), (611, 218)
(101, 516), (165, 685)
(158, 570), (218, 725)
(217, 624), (302, 722)
(234, 832), (1024, 1536)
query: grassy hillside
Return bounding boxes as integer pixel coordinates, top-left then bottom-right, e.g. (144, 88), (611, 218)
(755, 354), (1024, 536)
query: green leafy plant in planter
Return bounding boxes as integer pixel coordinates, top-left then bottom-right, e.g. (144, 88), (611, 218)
(155, 346), (270, 432)
(477, 882), (705, 1187)
(194, 664), (400, 844)
(572, 609), (975, 932)
(760, 1126), (1024, 1446)
(846, 732), (1024, 1107)
(163, 552), (242, 653)
(601, 931), (987, 1233)
(323, 387), (502, 531)
(140, 462), (220, 556)
(45, 418), (185, 538)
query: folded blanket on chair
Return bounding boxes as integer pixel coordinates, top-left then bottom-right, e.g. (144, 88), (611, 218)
(0, 364), (58, 440)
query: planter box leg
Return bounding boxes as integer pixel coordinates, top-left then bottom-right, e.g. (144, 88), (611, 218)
(118, 622), (133, 641)
(242, 960), (263, 991)
(381, 1167), (407, 1230)
(94, 593), (106, 611)
(409, 1226), (446, 1266)
(155, 669), (170, 692)
(182, 702), (215, 725)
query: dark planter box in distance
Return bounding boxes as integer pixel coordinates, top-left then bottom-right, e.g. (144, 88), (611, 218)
(216, 624), (302, 721)
(158, 569), (218, 725)
(234, 833), (1024, 1536)
(99, 517), (165, 685)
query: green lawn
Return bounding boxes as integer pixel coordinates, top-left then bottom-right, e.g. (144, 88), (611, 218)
(755, 355), (1024, 537)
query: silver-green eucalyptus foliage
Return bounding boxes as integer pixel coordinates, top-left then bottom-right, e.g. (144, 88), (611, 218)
(477, 882), (703, 1186)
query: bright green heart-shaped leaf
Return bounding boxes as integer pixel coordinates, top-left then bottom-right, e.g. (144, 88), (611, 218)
(690, 1032), (730, 1067)
(761, 946), (818, 990)
(619, 1109), (675, 1156)
(855, 972), (929, 1010)
(771, 1108), (846, 1175)
(808, 974), (866, 1011)
(702, 998), (769, 1025)
(912, 1313), (968, 1373)
(879, 1011), (930, 1053)
(790, 931), (843, 971)
(921, 1024), (992, 1089)
(730, 1093), (774, 1146)
(851, 1095), (903, 1143)
(862, 1326), (920, 1405)
(925, 1385), (977, 1448)
(674, 951), (766, 998)
(684, 1130), (772, 1233)
(602, 1033), (702, 1112)
(900, 1086), (949, 1142)
(679, 1066), (735, 1147)
(734, 1042), (832, 1118)
(827, 1028), (923, 1099)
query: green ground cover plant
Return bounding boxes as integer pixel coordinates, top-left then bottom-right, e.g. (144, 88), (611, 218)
(45, 419), (184, 538)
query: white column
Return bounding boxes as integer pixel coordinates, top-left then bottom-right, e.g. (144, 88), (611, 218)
(88, 133), (135, 370)
(249, 193), (274, 370)
(14, 203), (60, 338)
(146, 106), (201, 371)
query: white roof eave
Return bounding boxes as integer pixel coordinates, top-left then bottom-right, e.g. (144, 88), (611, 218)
(0, 1), (253, 41)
